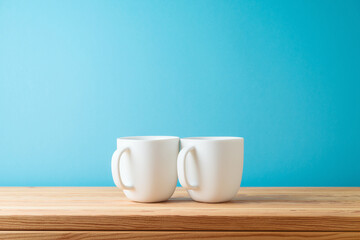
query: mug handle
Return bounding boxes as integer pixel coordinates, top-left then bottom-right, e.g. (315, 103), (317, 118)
(177, 146), (198, 190)
(111, 147), (134, 190)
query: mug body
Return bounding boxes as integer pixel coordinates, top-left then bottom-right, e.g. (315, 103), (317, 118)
(112, 136), (179, 202)
(180, 137), (243, 202)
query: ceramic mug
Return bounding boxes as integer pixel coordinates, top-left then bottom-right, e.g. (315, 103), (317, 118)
(111, 136), (179, 202)
(177, 137), (244, 203)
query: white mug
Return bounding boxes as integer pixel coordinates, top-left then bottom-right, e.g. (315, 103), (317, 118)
(177, 137), (244, 203)
(111, 136), (179, 202)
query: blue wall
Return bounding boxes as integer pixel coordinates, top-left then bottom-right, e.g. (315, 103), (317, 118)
(0, 0), (359, 186)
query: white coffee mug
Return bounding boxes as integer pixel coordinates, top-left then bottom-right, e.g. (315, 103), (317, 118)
(177, 137), (244, 203)
(111, 136), (179, 202)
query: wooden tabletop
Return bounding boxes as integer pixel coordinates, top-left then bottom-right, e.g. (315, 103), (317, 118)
(0, 187), (359, 232)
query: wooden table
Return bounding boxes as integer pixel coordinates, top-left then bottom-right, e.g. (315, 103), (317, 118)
(0, 187), (359, 239)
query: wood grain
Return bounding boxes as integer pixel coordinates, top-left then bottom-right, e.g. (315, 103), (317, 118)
(0, 187), (359, 231)
(0, 231), (359, 240)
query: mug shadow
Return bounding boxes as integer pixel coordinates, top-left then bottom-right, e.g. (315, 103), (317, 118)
(158, 193), (324, 205)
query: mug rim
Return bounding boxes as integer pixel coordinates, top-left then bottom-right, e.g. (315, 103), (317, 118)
(181, 136), (243, 141)
(117, 136), (179, 142)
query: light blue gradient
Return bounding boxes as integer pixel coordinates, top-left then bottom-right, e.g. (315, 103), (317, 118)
(0, 0), (359, 186)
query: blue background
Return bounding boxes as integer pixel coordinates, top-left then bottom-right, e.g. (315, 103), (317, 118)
(0, 0), (359, 186)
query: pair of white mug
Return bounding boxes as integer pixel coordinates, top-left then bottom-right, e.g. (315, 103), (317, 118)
(111, 136), (244, 203)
